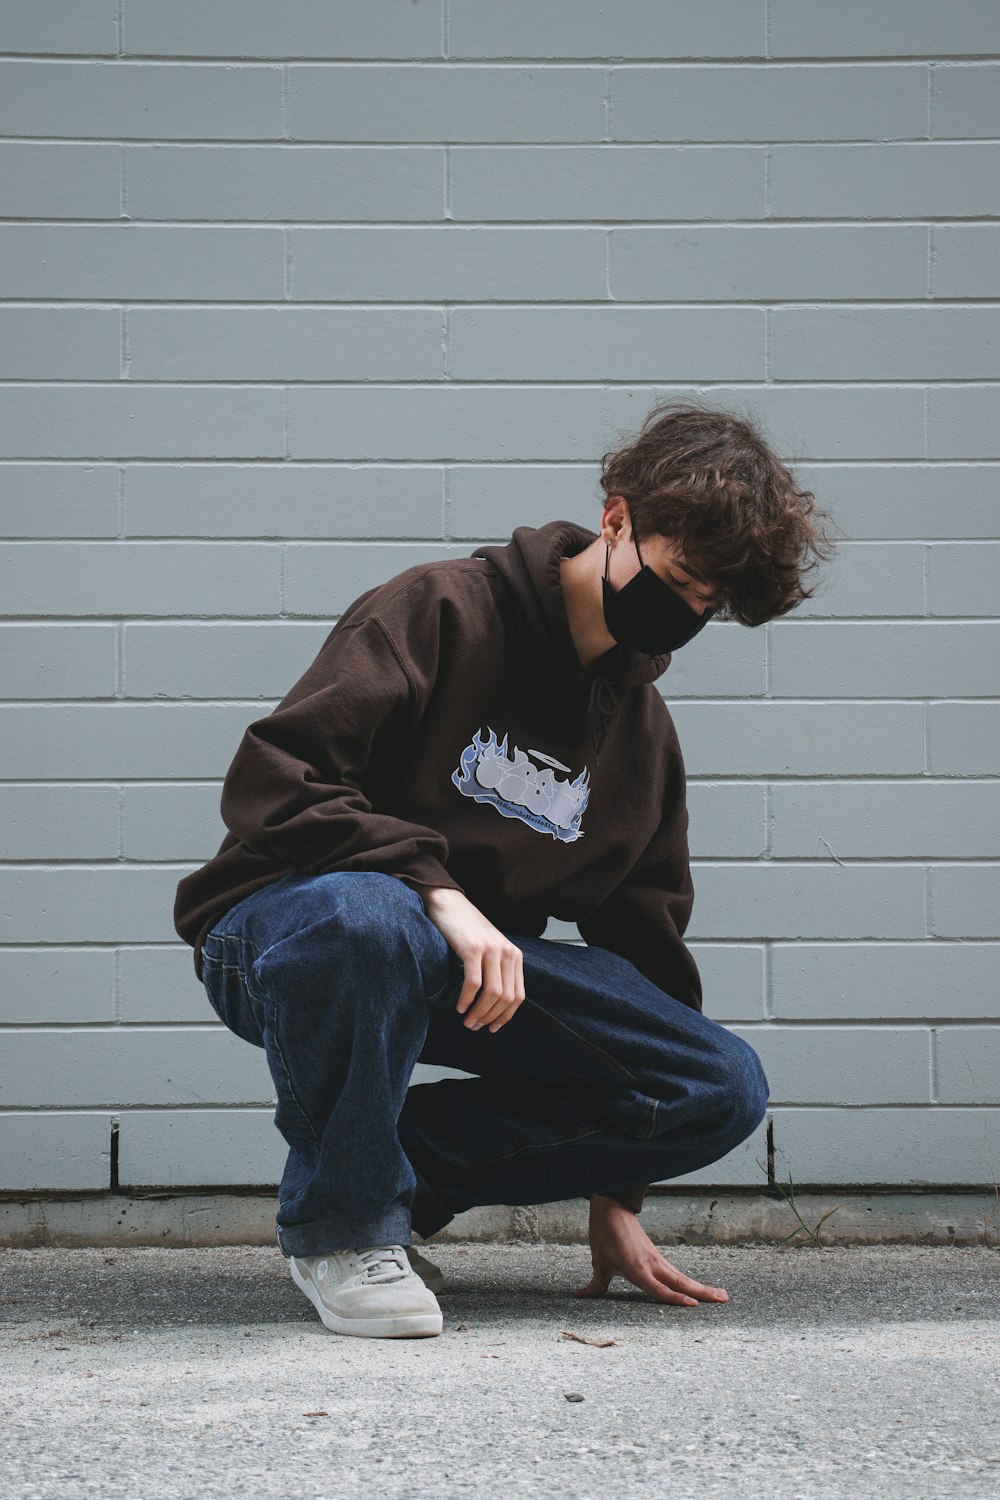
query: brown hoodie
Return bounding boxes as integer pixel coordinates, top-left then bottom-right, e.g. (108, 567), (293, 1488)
(174, 519), (704, 1216)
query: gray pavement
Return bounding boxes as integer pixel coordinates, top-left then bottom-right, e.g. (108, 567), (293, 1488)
(1, 1242), (998, 1499)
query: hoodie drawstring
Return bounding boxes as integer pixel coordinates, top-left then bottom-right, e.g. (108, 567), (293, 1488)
(588, 676), (621, 769)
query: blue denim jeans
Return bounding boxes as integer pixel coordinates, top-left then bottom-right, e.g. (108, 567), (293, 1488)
(200, 870), (769, 1259)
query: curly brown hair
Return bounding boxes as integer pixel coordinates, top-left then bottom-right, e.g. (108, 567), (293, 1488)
(599, 400), (836, 626)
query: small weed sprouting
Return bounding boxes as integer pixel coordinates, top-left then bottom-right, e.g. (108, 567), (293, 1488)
(756, 1155), (840, 1251)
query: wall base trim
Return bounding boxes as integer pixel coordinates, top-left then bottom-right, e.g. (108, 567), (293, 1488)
(1, 1188), (996, 1249)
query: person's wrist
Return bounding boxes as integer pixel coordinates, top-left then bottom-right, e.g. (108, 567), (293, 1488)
(589, 1192), (630, 1215)
(421, 884), (465, 911)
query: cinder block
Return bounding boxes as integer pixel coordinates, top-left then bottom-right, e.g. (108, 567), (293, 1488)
(127, 308), (444, 381)
(770, 0), (1000, 58)
(0, 1113), (111, 1192)
(687, 863), (925, 940)
(0, 308), (119, 380)
(605, 385), (926, 462)
(935, 1028), (1000, 1105)
(0, 1028), (275, 1108)
(770, 782), (1000, 860)
(658, 621), (767, 698)
(928, 704), (1000, 776)
(3, 1), (117, 54)
(612, 65), (926, 142)
(733, 1024), (930, 1105)
(0, 624), (116, 698)
(126, 463), (444, 540)
(930, 866), (1000, 939)
(123, 782), (228, 861)
(686, 783), (767, 859)
(933, 227), (1000, 298)
(290, 227), (607, 302)
(124, 145), (445, 222)
(289, 386), (605, 461)
(788, 541), (924, 618)
(287, 540), (472, 615)
(770, 144), (1000, 220)
(448, 0), (766, 59)
(0, 541), (281, 616)
(769, 622), (1000, 699)
(0, 225), (285, 300)
(691, 943), (766, 1023)
(0, 704), (260, 779)
(123, 0), (444, 58)
(0, 142), (119, 218)
(448, 464), (601, 539)
(932, 64), (1000, 139)
(119, 945), (222, 1025)
(772, 942), (1000, 1021)
(0, 386), (284, 460)
(1, 784), (118, 860)
(670, 701), (924, 776)
(117, 1108), (285, 1189)
(450, 146), (764, 222)
(0, 463), (119, 539)
(123, 621), (329, 700)
(0, 866), (201, 944)
(449, 307), (764, 381)
(793, 462), (1000, 541)
(771, 308), (1000, 382)
(289, 65), (604, 142)
(928, 387), (1000, 460)
(0, 949), (114, 1025)
(611, 226), (929, 302)
(769, 1106), (998, 1188)
(928, 543), (1000, 617)
(0, 60), (282, 140)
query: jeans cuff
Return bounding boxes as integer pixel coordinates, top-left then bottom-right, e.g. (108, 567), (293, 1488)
(274, 1206), (413, 1259)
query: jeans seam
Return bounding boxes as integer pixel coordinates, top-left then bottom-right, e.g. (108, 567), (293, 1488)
(519, 997), (663, 1141)
(238, 956), (324, 1154)
(522, 994), (657, 1099)
(447, 1125), (603, 1172)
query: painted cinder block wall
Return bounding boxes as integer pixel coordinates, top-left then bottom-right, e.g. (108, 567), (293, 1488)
(1, 1), (997, 1202)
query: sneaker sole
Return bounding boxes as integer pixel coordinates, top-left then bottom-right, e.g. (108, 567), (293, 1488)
(290, 1258), (443, 1339)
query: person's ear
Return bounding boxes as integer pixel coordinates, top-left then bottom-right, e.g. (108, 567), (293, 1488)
(602, 495), (629, 544)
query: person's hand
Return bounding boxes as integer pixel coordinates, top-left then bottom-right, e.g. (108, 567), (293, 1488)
(574, 1194), (730, 1307)
(420, 887), (525, 1034)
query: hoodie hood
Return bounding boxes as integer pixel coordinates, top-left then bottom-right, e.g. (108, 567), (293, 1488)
(472, 519), (672, 763)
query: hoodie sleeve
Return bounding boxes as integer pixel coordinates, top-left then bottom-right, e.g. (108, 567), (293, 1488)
(216, 613), (465, 897)
(575, 768), (703, 1014)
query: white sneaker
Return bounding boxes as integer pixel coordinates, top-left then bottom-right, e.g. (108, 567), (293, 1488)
(289, 1245), (443, 1339)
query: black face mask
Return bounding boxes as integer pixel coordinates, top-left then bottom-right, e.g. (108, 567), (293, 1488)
(601, 529), (716, 656)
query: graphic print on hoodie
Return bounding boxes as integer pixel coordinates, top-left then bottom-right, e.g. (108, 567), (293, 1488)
(452, 726), (591, 842)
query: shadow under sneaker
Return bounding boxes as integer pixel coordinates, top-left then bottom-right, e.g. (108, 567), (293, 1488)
(289, 1245), (443, 1339)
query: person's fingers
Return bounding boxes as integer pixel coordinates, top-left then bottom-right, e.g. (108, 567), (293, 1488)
(573, 1268), (612, 1298)
(482, 950), (521, 1030)
(652, 1258), (729, 1301)
(463, 947), (504, 1027)
(455, 954), (483, 1015)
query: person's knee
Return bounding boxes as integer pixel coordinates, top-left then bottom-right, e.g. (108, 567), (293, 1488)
(713, 1032), (770, 1142)
(312, 870), (422, 948)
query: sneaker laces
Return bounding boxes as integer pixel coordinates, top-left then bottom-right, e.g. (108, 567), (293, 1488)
(356, 1245), (409, 1284)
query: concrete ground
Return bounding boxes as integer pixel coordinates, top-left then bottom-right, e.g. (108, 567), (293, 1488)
(1, 1242), (998, 1500)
